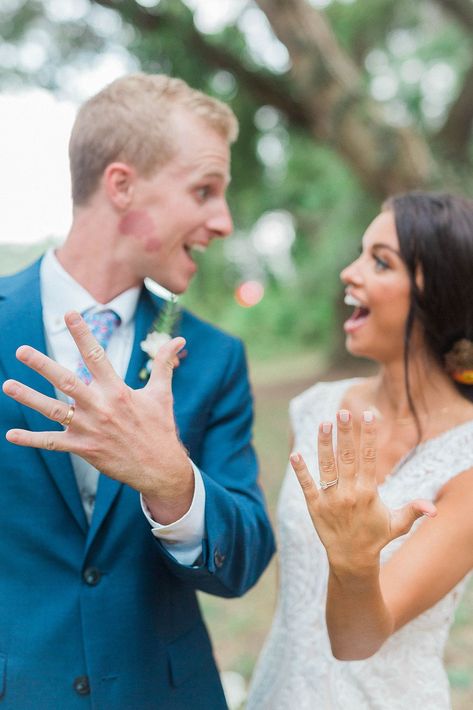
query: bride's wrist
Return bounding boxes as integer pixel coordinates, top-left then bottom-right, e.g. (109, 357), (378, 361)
(327, 553), (380, 582)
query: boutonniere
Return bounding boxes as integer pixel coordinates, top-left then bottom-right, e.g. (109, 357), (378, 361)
(139, 296), (184, 380)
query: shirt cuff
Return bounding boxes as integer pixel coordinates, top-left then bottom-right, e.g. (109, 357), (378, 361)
(140, 461), (205, 566)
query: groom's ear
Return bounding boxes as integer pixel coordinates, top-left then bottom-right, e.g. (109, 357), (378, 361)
(104, 162), (136, 210)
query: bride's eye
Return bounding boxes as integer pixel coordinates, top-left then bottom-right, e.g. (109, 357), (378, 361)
(373, 255), (389, 272)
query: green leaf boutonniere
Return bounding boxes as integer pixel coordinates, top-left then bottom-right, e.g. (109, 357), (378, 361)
(139, 296), (183, 381)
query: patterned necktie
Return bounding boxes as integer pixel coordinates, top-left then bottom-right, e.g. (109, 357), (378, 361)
(73, 308), (121, 524)
(76, 308), (121, 384)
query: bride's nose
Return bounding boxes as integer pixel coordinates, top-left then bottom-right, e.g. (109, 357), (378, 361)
(340, 258), (363, 286)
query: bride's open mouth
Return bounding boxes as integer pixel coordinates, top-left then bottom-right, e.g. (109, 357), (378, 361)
(343, 293), (370, 333)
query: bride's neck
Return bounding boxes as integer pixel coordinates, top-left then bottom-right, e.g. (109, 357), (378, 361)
(373, 352), (461, 423)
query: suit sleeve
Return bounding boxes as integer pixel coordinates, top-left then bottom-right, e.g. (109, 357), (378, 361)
(154, 338), (275, 596)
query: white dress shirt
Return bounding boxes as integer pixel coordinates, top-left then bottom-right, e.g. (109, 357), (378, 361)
(40, 249), (205, 565)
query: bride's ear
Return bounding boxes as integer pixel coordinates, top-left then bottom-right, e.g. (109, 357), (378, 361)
(415, 264), (424, 291)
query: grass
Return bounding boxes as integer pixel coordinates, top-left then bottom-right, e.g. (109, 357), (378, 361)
(199, 352), (473, 709)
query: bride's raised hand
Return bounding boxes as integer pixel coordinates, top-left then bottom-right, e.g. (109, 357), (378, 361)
(290, 410), (436, 571)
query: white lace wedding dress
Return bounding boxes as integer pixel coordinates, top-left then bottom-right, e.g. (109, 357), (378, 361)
(247, 379), (473, 710)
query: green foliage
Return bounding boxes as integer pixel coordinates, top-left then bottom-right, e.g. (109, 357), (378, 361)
(152, 296), (181, 336)
(448, 668), (472, 690)
(1, 0), (471, 360)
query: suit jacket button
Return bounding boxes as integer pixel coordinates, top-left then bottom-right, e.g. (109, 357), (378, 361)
(73, 676), (90, 695)
(83, 567), (101, 586)
(214, 549), (226, 568)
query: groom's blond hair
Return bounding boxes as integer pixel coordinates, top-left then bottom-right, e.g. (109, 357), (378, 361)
(69, 73), (238, 205)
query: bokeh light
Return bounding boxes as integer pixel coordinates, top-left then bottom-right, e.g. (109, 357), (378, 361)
(235, 280), (265, 308)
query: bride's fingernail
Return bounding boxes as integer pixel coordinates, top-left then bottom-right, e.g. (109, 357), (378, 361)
(290, 453), (300, 464)
(322, 422), (332, 434)
(339, 409), (350, 423)
(363, 410), (374, 423)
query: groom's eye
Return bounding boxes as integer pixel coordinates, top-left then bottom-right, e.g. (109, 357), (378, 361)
(195, 186), (211, 201)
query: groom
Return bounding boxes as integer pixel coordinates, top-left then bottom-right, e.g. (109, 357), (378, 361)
(0, 73), (274, 709)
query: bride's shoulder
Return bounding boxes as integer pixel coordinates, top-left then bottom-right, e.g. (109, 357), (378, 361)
(289, 376), (364, 422)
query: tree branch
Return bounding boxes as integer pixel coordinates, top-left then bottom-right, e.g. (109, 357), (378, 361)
(92, 0), (308, 126)
(431, 0), (473, 158)
(254, 0), (436, 195)
(436, 61), (473, 160)
(433, 0), (473, 31)
(93, 0), (437, 196)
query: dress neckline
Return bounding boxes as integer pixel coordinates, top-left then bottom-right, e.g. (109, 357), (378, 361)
(332, 377), (473, 484)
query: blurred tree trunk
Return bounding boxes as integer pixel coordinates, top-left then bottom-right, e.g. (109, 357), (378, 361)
(254, 0), (436, 196)
(437, 63), (473, 160)
(435, 0), (473, 29)
(432, 0), (473, 160)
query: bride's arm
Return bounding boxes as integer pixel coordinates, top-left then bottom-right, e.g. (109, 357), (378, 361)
(291, 411), (473, 660)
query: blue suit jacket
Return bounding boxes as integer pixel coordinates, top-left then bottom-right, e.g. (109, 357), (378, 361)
(0, 259), (275, 709)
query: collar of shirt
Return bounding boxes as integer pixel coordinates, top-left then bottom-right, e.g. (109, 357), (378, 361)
(40, 248), (141, 335)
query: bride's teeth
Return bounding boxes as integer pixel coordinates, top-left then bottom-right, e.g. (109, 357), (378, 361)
(344, 294), (363, 307)
(190, 244), (207, 253)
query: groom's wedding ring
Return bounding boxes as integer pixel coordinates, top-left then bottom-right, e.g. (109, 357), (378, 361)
(319, 477), (339, 490)
(61, 404), (75, 428)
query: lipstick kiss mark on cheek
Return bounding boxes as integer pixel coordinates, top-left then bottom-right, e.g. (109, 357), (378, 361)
(118, 210), (163, 252)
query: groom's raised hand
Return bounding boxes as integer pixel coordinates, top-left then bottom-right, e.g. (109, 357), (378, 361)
(2, 311), (194, 524)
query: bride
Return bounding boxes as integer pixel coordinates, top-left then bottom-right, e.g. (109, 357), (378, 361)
(247, 192), (473, 709)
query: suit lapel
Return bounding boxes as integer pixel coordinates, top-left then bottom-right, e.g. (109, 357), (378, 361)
(1, 266), (169, 543)
(0, 260), (88, 533)
(87, 288), (161, 549)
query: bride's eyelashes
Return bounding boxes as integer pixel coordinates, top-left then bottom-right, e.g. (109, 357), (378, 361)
(373, 253), (390, 272)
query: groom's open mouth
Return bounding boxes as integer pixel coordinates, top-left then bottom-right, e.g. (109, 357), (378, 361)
(183, 242), (208, 262)
(343, 293), (370, 333)
(181, 243), (209, 272)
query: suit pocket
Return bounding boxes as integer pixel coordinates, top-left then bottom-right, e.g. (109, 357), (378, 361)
(0, 654), (6, 698)
(167, 623), (214, 687)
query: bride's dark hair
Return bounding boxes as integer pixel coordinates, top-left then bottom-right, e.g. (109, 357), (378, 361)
(383, 191), (473, 423)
